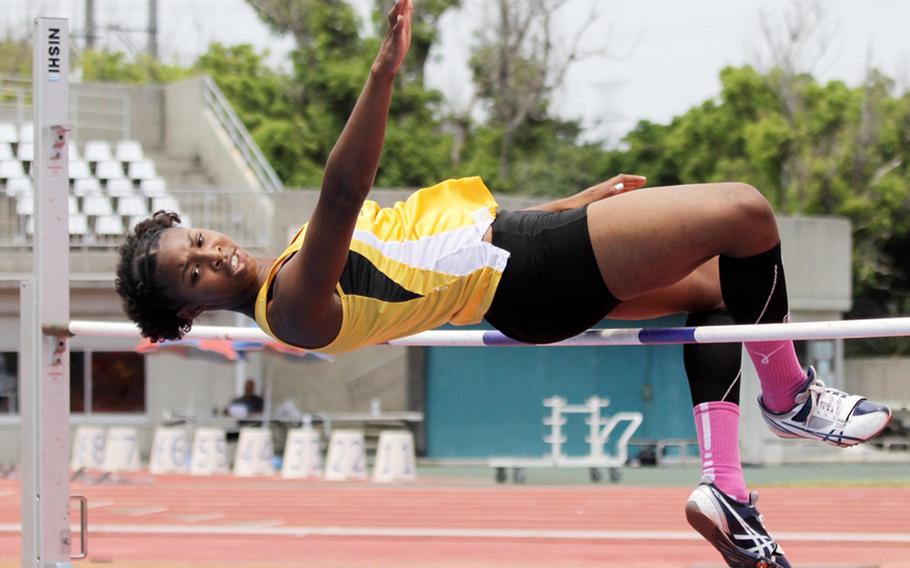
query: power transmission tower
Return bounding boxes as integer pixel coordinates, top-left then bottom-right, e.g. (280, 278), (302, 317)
(148, 0), (159, 58)
(85, 0), (96, 49)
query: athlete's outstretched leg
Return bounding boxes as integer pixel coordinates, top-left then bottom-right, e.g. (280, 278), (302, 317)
(590, 182), (890, 447)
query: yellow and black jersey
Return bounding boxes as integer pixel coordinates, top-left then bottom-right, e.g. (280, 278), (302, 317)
(254, 177), (510, 354)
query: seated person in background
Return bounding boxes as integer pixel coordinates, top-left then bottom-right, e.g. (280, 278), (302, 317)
(226, 379), (264, 419)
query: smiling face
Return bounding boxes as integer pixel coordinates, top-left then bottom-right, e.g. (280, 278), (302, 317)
(154, 227), (263, 316)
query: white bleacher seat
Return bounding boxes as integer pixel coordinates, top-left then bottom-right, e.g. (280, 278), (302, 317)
(16, 195), (33, 216)
(127, 160), (156, 180)
(18, 122), (33, 143)
(69, 214), (89, 236)
(25, 216), (33, 235)
(68, 144), (80, 161)
(6, 177), (32, 197)
(94, 215), (124, 236)
(0, 143), (13, 161)
(151, 196), (180, 213)
(73, 178), (102, 197)
(0, 123), (17, 144)
(82, 195), (114, 216)
(115, 140), (144, 162)
(68, 160), (91, 180)
(95, 160), (124, 180)
(0, 160), (25, 179)
(106, 178), (134, 197)
(117, 195), (149, 217)
(17, 143), (33, 162)
(83, 140), (112, 163)
(140, 177), (167, 197)
(69, 196), (79, 214)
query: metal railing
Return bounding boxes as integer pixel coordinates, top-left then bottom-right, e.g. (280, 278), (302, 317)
(0, 76), (32, 124)
(202, 77), (285, 194)
(0, 75), (131, 141)
(166, 189), (274, 248)
(0, 189), (274, 250)
(70, 89), (131, 141)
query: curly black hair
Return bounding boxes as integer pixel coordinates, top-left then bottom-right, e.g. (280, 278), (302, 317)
(115, 210), (193, 342)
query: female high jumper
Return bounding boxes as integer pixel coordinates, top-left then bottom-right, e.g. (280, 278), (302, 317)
(115, 2), (890, 566)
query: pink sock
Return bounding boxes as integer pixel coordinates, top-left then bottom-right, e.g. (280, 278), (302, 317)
(694, 401), (748, 503)
(745, 340), (807, 412)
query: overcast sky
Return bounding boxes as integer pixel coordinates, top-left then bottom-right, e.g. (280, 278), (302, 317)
(10, 0), (910, 143)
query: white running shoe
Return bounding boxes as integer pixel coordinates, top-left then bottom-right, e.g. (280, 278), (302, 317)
(759, 366), (892, 448)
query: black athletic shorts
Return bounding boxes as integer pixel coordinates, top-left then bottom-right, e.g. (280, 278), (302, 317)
(483, 206), (620, 344)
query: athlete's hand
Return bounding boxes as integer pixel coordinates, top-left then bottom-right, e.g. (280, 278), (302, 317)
(373, 0), (412, 78)
(564, 173), (647, 209)
(523, 173), (647, 213)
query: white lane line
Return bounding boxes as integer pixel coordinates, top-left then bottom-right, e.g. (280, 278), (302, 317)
(0, 524), (906, 544)
(220, 519), (285, 529)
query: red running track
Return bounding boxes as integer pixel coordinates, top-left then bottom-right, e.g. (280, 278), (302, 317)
(0, 474), (909, 567)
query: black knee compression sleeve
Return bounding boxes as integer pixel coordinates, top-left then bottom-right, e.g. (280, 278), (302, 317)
(718, 243), (789, 325)
(684, 310), (742, 405)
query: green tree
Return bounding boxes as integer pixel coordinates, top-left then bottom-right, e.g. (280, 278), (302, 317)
(193, 43), (318, 185)
(372, 0), (462, 81)
(245, 0), (458, 188)
(79, 50), (190, 84)
(0, 38), (31, 76)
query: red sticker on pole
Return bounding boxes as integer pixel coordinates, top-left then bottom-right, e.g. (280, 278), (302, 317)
(46, 124), (71, 176)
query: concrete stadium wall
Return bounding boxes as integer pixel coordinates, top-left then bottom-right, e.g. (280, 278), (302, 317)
(265, 346), (409, 415)
(845, 357), (910, 405)
(70, 82), (165, 152)
(779, 216), (852, 313)
(163, 77), (261, 191)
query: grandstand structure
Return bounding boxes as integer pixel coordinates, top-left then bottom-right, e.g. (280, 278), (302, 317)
(0, 74), (279, 250)
(0, 72), (903, 469)
(0, 73), (288, 462)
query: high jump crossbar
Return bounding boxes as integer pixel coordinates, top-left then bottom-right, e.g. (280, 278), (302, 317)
(46, 316), (910, 346)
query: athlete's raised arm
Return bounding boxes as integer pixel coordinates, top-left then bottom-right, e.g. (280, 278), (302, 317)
(268, 0), (413, 348)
